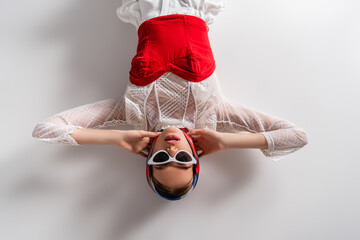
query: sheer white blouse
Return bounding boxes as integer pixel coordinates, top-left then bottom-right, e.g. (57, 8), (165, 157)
(32, 0), (309, 161)
(32, 71), (308, 161)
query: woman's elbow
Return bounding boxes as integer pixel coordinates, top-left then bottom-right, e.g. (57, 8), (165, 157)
(32, 123), (41, 139)
(296, 127), (309, 148)
(32, 122), (48, 140)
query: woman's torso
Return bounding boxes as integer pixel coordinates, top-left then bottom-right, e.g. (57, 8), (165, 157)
(118, 0), (226, 131)
(123, 71), (224, 131)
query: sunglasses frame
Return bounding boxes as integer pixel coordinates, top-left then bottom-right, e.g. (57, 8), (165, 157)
(147, 149), (198, 165)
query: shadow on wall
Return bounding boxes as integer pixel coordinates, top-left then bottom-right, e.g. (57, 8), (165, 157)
(0, 144), (165, 240)
(35, 0), (137, 103)
(1, 145), (258, 240)
(198, 149), (258, 203)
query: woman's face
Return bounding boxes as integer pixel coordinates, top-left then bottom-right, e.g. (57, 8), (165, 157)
(150, 127), (194, 191)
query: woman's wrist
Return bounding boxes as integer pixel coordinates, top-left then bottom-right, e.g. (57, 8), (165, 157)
(113, 130), (129, 148)
(218, 132), (236, 150)
(217, 132), (231, 150)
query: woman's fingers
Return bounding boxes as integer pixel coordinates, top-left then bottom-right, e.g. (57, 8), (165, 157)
(190, 135), (201, 140)
(188, 129), (204, 136)
(139, 151), (148, 158)
(190, 135), (201, 145)
(192, 138), (202, 148)
(141, 131), (161, 138)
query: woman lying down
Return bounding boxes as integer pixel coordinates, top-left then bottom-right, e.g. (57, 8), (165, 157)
(32, 0), (309, 201)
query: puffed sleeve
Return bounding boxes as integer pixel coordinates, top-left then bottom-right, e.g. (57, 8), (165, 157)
(32, 97), (128, 145)
(116, 0), (141, 28)
(216, 98), (308, 161)
(203, 0), (226, 25)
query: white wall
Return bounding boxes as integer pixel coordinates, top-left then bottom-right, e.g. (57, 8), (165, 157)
(1, 0), (359, 239)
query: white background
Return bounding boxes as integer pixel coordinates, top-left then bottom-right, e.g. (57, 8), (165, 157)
(1, 0), (360, 240)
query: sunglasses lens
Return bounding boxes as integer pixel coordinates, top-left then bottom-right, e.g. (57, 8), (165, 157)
(153, 152), (170, 163)
(175, 152), (193, 162)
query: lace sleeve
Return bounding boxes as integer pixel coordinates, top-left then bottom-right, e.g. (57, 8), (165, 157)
(216, 98), (308, 161)
(32, 96), (127, 145)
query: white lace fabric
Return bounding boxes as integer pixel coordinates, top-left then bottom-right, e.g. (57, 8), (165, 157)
(32, 71), (308, 161)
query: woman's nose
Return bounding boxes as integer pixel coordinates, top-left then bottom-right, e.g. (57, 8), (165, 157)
(166, 145), (178, 157)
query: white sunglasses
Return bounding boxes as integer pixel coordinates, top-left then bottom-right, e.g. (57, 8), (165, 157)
(147, 150), (197, 165)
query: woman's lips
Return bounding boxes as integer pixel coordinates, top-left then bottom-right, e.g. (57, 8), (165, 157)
(164, 134), (180, 144)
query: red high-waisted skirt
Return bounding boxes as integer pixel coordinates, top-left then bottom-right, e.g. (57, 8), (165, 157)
(129, 14), (216, 86)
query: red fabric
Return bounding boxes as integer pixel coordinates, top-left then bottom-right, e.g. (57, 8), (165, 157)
(129, 14), (216, 86)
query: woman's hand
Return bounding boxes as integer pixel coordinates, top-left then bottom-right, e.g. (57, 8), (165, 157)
(116, 130), (160, 157)
(188, 129), (226, 157)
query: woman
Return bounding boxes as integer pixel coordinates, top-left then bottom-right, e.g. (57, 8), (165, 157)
(32, 0), (309, 200)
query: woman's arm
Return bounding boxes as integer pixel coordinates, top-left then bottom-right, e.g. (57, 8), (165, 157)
(32, 96), (128, 145)
(189, 129), (268, 157)
(69, 128), (159, 157)
(215, 98), (309, 161)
